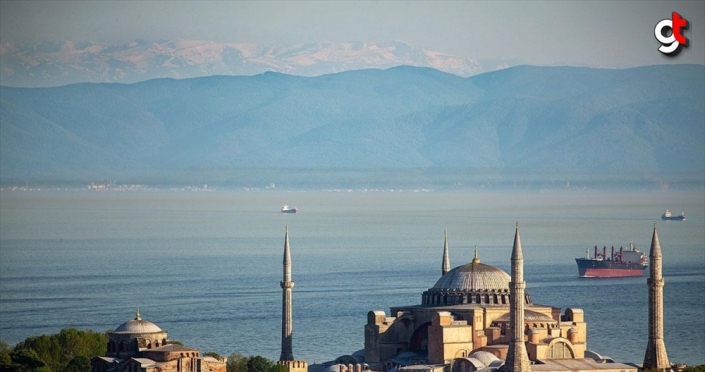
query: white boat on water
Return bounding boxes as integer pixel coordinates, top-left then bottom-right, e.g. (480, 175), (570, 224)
(661, 209), (685, 221)
(281, 205), (298, 214)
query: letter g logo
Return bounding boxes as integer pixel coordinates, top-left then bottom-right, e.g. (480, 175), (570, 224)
(655, 12), (689, 56)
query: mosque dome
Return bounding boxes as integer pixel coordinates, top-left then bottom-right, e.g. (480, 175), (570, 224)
(469, 351), (499, 366)
(431, 261), (510, 292)
(422, 250), (531, 306)
(112, 309), (164, 334)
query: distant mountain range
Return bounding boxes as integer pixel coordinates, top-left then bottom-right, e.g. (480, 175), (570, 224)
(0, 39), (522, 87)
(1, 64), (703, 188)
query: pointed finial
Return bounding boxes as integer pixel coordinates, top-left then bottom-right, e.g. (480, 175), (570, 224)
(135, 307), (141, 320)
(284, 225), (291, 262)
(511, 221), (523, 260)
(472, 245), (480, 264)
(442, 229), (451, 276)
(650, 221), (662, 258)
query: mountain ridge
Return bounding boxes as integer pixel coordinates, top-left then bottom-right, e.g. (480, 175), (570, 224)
(1, 64), (703, 188)
(0, 39), (521, 87)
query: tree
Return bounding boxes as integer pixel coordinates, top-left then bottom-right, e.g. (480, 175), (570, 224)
(226, 353), (247, 372)
(57, 329), (106, 362)
(7, 328), (107, 372)
(0, 342), (12, 366)
(63, 356), (91, 372)
(682, 367), (705, 372)
(10, 349), (48, 372)
(12, 335), (57, 371)
(246, 356), (274, 372)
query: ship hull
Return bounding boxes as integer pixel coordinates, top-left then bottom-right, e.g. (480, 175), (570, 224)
(661, 216), (685, 221)
(576, 258), (646, 278)
(281, 209), (297, 214)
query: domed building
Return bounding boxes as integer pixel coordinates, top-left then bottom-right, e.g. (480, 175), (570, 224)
(364, 232), (589, 368)
(92, 309), (225, 372)
(106, 309), (169, 358)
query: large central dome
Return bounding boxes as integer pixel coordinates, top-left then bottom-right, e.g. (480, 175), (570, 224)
(422, 253), (531, 306)
(432, 260), (510, 292)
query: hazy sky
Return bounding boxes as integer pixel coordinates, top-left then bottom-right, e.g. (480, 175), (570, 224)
(1, 1), (703, 67)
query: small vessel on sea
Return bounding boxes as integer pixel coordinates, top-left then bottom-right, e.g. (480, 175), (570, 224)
(281, 205), (298, 214)
(575, 242), (647, 278)
(661, 209), (685, 221)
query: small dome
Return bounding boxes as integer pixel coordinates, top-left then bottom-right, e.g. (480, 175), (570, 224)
(114, 319), (163, 334)
(432, 261), (510, 292)
(469, 351), (499, 366)
(112, 308), (164, 334)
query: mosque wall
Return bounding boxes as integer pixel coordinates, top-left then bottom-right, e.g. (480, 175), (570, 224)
(363, 247), (592, 368)
(141, 350), (199, 362)
(364, 311), (410, 362)
(428, 312), (474, 363)
(278, 360), (308, 372)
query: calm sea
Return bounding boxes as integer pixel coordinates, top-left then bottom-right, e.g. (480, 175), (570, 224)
(0, 189), (703, 365)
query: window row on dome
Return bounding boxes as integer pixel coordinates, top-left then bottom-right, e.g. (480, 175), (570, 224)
(421, 291), (532, 306)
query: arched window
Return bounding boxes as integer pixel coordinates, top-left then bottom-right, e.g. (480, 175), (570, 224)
(547, 341), (574, 359)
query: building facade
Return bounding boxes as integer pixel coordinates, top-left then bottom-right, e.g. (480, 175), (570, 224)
(91, 310), (226, 372)
(363, 226), (637, 372)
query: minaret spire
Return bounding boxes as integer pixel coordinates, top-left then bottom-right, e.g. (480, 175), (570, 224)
(442, 230), (450, 275)
(643, 222), (670, 370)
(501, 222), (531, 372)
(280, 225), (295, 361)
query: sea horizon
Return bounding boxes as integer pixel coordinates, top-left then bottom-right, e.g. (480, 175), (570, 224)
(1, 188), (703, 365)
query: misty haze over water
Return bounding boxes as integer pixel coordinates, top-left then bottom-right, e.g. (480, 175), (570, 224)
(1, 189), (703, 364)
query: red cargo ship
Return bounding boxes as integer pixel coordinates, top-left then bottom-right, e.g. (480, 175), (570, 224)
(575, 242), (647, 278)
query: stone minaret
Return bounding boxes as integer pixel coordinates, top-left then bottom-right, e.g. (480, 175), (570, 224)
(643, 222), (670, 370)
(280, 225), (295, 361)
(442, 230), (450, 275)
(501, 222), (531, 372)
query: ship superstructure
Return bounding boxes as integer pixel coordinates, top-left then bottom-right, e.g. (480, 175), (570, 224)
(575, 242), (647, 277)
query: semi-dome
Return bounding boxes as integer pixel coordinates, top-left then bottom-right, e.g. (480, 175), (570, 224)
(112, 309), (164, 334)
(469, 351), (499, 366)
(493, 309), (557, 324)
